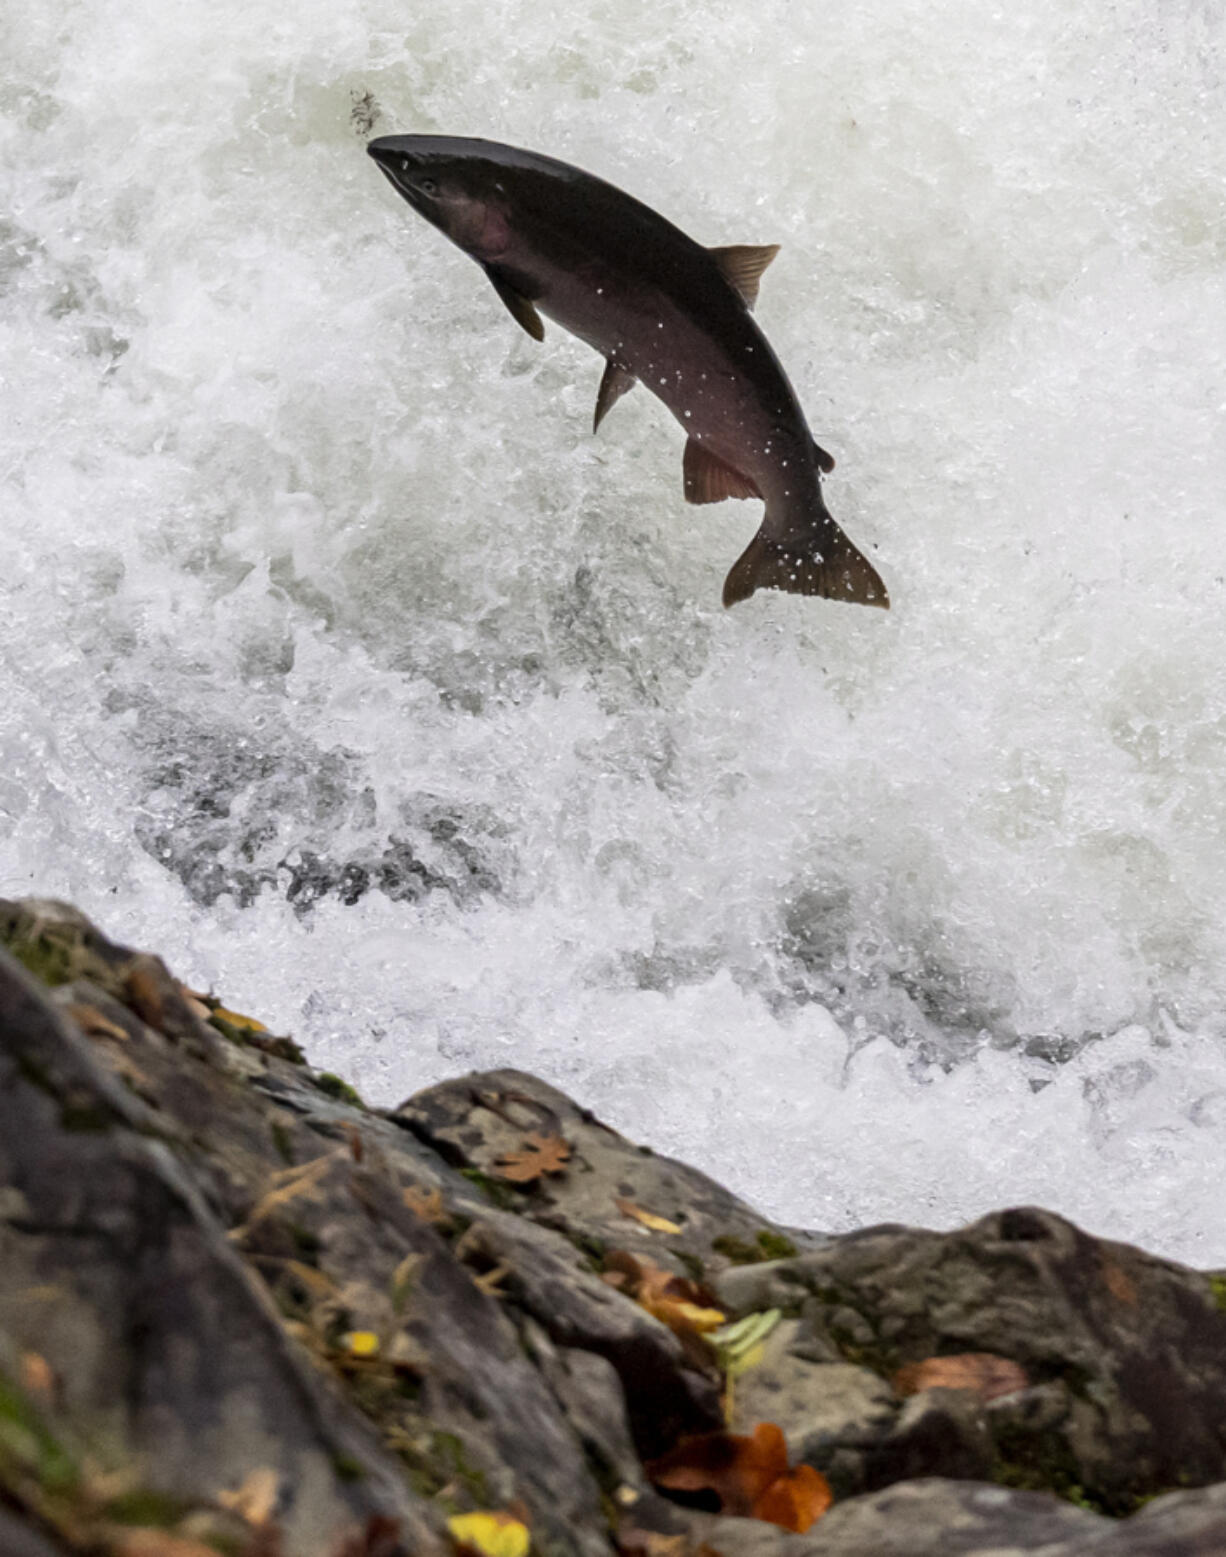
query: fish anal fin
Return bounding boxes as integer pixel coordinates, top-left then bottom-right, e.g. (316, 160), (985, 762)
(708, 244), (781, 309)
(723, 518), (889, 610)
(484, 265), (545, 341)
(593, 360), (637, 432)
(683, 438), (760, 504)
(813, 438), (836, 473)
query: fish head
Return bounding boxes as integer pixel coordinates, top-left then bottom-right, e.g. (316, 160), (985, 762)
(368, 135), (513, 259)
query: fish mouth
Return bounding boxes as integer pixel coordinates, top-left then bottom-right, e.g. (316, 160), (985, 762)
(367, 136), (430, 210)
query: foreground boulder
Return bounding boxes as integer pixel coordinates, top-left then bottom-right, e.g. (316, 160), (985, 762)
(2, 898), (1226, 1556)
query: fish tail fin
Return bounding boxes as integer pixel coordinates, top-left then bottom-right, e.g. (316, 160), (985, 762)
(722, 506), (889, 610)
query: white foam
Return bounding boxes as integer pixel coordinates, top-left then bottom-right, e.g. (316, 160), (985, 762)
(3, 0), (1226, 1263)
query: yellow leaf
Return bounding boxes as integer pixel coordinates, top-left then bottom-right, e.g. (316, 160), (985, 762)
(640, 1294), (727, 1334)
(614, 1197), (682, 1235)
(344, 1331), (380, 1357)
(446, 1510), (532, 1557)
(212, 1006), (268, 1033)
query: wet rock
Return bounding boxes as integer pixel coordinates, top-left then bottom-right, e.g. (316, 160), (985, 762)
(8, 897), (1226, 1557)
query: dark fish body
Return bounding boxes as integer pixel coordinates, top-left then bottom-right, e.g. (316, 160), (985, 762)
(368, 134), (887, 610)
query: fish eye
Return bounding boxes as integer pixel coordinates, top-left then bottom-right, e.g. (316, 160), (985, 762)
(419, 177), (439, 197)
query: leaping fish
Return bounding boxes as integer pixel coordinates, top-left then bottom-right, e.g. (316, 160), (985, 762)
(368, 134), (888, 611)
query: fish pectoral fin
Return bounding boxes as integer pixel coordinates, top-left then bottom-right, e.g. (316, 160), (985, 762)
(593, 360), (637, 433)
(708, 244), (781, 310)
(683, 439), (761, 504)
(484, 266), (545, 342)
(723, 518), (889, 610)
(813, 438), (836, 473)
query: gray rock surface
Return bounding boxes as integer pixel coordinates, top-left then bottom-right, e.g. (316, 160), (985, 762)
(6, 898), (1226, 1557)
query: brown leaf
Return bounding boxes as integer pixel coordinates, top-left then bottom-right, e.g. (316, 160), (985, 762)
(66, 1003), (130, 1041)
(646, 1421), (788, 1517)
(123, 957), (176, 1031)
(615, 1197), (682, 1235)
(403, 1186), (448, 1224)
(18, 1350), (54, 1402)
(892, 1352), (1029, 1402)
(751, 1462), (832, 1533)
(329, 1516), (402, 1557)
(1102, 1260), (1137, 1305)
(494, 1132), (573, 1182)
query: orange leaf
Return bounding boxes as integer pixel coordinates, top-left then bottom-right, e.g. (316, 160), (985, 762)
(494, 1132), (573, 1182)
(892, 1352), (1029, 1402)
(403, 1186), (448, 1224)
(19, 1351), (55, 1402)
(646, 1422), (789, 1517)
(751, 1463), (833, 1533)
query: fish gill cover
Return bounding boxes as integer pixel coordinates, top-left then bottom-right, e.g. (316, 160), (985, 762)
(1, 0), (1224, 1258)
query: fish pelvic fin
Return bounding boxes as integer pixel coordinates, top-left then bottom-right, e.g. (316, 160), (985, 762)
(709, 244), (781, 310)
(594, 360), (637, 432)
(722, 511), (889, 610)
(683, 438), (761, 503)
(484, 265), (545, 341)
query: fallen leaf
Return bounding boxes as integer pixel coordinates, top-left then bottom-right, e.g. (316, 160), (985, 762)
(403, 1186), (448, 1224)
(446, 1509), (532, 1557)
(217, 1465), (280, 1525)
(615, 1198), (683, 1235)
(494, 1132), (573, 1183)
(610, 1253), (726, 1338)
(472, 1263), (511, 1298)
(330, 1516), (402, 1557)
(892, 1352), (1029, 1402)
(19, 1351), (55, 1402)
(751, 1462), (832, 1533)
(211, 1005), (269, 1034)
(616, 1532), (687, 1557)
(1102, 1260), (1137, 1305)
(229, 1151), (340, 1239)
(647, 1421), (787, 1516)
(66, 1003), (130, 1041)
(124, 962), (167, 1029)
(390, 1252), (426, 1313)
(114, 1534), (223, 1557)
(647, 1422), (831, 1535)
(343, 1331), (381, 1358)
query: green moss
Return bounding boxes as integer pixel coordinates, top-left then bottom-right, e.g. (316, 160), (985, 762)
(103, 1487), (191, 1526)
(0, 1373), (79, 1496)
(674, 1250), (706, 1284)
(331, 1452), (366, 1483)
(270, 1120), (295, 1165)
(3, 926), (82, 988)
(755, 1230), (798, 1260)
(991, 1422), (1141, 1516)
(313, 1072), (365, 1108)
(1207, 1273), (1226, 1313)
(58, 1097), (113, 1133)
(712, 1229), (800, 1265)
(566, 1231), (608, 1271)
(288, 1223), (322, 1262)
(458, 1168), (521, 1212)
(430, 1431), (489, 1504)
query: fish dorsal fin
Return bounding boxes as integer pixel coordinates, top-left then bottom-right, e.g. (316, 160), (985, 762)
(484, 265), (545, 341)
(708, 244), (781, 309)
(813, 438), (836, 473)
(683, 438), (761, 504)
(593, 360), (637, 432)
